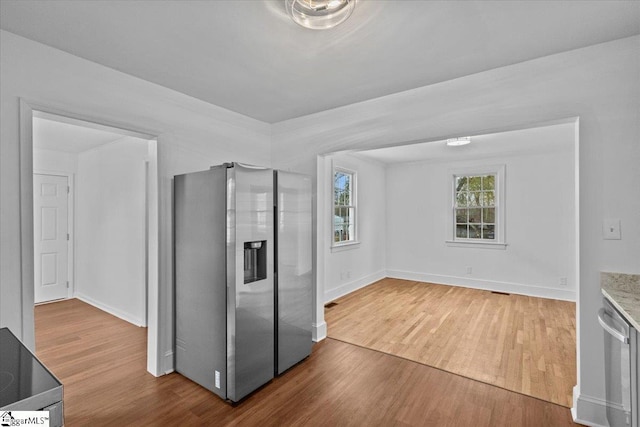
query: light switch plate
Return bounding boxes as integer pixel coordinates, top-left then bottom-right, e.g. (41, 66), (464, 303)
(603, 218), (621, 240)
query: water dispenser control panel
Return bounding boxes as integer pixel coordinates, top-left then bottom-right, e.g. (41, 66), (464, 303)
(244, 240), (267, 284)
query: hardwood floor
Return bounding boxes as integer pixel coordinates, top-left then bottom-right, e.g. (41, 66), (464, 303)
(34, 298), (579, 426)
(325, 278), (577, 408)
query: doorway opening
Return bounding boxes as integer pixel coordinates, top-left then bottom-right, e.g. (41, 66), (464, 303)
(30, 109), (159, 372)
(316, 118), (580, 407)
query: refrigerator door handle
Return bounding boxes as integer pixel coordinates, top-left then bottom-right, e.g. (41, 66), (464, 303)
(598, 307), (629, 344)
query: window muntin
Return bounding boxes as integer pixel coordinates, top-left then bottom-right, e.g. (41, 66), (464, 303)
(333, 169), (356, 245)
(454, 174), (496, 241)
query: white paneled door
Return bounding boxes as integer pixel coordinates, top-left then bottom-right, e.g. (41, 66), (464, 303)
(34, 174), (69, 303)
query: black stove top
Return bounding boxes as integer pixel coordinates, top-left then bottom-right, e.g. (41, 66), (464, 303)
(0, 328), (61, 408)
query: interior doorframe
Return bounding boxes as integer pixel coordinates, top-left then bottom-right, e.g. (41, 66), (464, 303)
(315, 116), (581, 395)
(32, 170), (75, 301)
(19, 98), (163, 376)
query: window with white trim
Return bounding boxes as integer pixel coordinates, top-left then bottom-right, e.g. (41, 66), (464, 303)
(449, 165), (506, 247)
(333, 168), (356, 245)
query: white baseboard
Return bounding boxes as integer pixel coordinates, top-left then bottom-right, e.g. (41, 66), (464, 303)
(312, 321), (327, 342)
(324, 270), (387, 303)
(164, 350), (174, 375)
(572, 385), (609, 427)
(386, 270), (576, 301)
(74, 293), (146, 327)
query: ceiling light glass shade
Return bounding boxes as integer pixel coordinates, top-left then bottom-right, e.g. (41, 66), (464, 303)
(285, 0), (356, 30)
(446, 137), (472, 146)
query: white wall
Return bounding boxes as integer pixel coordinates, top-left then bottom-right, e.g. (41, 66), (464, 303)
(385, 124), (576, 301)
(33, 148), (78, 175)
(272, 36), (640, 425)
(74, 137), (148, 326)
(321, 152), (386, 303)
(0, 30), (271, 376)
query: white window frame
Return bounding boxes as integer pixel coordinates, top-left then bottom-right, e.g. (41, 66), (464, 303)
(446, 164), (507, 249)
(332, 166), (358, 249)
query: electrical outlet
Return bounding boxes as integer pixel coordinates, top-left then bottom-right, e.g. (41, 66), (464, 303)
(559, 277), (567, 286)
(215, 370), (220, 389)
(466, 266), (472, 274)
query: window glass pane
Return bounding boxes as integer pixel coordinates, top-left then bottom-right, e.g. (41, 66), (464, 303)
(455, 209), (467, 223)
(482, 191), (495, 206)
(455, 176), (468, 192)
(483, 175), (495, 191)
(468, 176), (482, 190)
(456, 191), (467, 207)
(339, 172), (349, 190)
(334, 172), (351, 205)
(468, 192), (481, 207)
(341, 223), (350, 242)
(340, 207), (349, 223)
(456, 225), (468, 238)
(334, 206), (346, 242)
(469, 225), (481, 238)
(334, 174), (343, 193)
(342, 188), (350, 205)
(334, 188), (343, 205)
(468, 208), (481, 224)
(482, 224), (495, 240)
(482, 208), (495, 223)
(334, 202), (346, 243)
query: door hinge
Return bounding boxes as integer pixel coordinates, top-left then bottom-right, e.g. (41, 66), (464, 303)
(67, 186), (70, 194)
(66, 281), (69, 289)
(67, 233), (70, 241)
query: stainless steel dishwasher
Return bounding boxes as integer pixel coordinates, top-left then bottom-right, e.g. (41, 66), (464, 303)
(598, 298), (638, 427)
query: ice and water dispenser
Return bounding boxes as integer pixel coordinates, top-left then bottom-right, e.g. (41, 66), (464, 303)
(244, 240), (267, 284)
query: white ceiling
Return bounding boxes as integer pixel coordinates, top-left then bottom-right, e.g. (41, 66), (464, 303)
(33, 117), (126, 153)
(1, 1), (639, 123)
(354, 121), (575, 165)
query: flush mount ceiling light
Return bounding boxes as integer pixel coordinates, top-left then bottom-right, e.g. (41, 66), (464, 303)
(285, 0), (356, 30)
(446, 137), (472, 147)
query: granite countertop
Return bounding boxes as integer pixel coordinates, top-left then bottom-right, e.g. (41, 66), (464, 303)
(601, 272), (640, 331)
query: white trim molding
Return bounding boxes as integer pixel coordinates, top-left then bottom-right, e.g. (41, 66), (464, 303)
(386, 270), (576, 302)
(571, 385), (609, 427)
(163, 350), (175, 376)
(324, 269), (386, 303)
(74, 294), (146, 327)
(312, 322), (327, 342)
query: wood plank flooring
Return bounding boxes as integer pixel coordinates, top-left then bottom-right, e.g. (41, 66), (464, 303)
(325, 278), (577, 408)
(34, 298), (579, 426)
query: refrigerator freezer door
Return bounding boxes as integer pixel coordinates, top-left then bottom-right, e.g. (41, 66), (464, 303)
(174, 167), (227, 399)
(227, 164), (275, 402)
(275, 171), (313, 375)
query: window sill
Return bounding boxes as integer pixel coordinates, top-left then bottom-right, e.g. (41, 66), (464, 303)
(331, 241), (360, 252)
(445, 240), (507, 250)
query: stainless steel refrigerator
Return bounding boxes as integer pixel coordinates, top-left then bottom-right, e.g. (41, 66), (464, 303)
(174, 163), (311, 403)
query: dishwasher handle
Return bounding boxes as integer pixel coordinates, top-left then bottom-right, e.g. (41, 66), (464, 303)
(597, 307), (629, 344)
